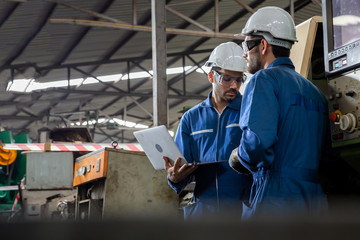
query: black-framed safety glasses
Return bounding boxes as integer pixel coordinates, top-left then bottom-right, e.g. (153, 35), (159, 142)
(212, 70), (247, 87)
(242, 38), (262, 53)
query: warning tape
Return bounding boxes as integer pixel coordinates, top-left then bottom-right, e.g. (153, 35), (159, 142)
(2, 143), (143, 152)
(0, 185), (24, 191)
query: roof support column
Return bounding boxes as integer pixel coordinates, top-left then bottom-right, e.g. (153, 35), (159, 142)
(289, 0), (295, 19)
(151, 0), (168, 127)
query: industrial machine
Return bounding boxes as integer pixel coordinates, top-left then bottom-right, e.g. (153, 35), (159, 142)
(21, 151), (77, 220)
(323, 0), (360, 147)
(289, 0), (360, 204)
(1, 127), (92, 221)
(19, 127), (96, 221)
(73, 148), (179, 220)
(321, 0), (360, 177)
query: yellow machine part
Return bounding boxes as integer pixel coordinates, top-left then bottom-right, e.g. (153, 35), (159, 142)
(0, 145), (17, 166)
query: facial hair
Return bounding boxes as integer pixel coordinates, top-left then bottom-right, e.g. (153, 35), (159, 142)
(212, 81), (238, 104)
(247, 47), (263, 74)
(222, 88), (238, 102)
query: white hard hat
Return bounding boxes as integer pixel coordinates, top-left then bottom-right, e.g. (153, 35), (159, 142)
(204, 42), (247, 72)
(241, 6), (298, 49)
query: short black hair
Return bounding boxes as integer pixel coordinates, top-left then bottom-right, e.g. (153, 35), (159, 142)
(271, 45), (290, 58)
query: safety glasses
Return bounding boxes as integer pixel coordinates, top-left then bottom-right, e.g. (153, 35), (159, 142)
(242, 39), (262, 53)
(213, 70), (246, 87)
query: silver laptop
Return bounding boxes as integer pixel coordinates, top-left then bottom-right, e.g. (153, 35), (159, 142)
(133, 125), (226, 170)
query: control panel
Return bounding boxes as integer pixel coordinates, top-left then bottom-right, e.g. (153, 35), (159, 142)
(327, 40), (360, 75)
(73, 148), (108, 186)
(328, 70), (360, 146)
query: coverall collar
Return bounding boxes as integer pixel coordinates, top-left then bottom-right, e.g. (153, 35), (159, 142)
(267, 57), (295, 70)
(201, 91), (241, 111)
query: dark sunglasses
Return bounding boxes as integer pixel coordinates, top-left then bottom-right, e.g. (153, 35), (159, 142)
(242, 39), (262, 53)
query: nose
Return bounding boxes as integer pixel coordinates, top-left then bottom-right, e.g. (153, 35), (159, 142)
(229, 79), (239, 89)
(243, 52), (248, 58)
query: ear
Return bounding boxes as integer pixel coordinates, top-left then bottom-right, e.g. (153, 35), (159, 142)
(260, 39), (268, 55)
(208, 71), (214, 83)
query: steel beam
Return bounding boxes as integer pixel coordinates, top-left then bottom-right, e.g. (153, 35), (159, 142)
(0, 115), (38, 120)
(234, 0), (255, 13)
(290, 0), (295, 19)
(133, 0), (137, 25)
(49, 19), (243, 40)
(165, 5), (213, 32)
(214, 0), (219, 32)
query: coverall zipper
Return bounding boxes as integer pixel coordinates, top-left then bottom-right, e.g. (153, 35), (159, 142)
(214, 106), (227, 212)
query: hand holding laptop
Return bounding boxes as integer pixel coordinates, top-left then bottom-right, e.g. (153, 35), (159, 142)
(163, 156), (197, 183)
(133, 125), (228, 170)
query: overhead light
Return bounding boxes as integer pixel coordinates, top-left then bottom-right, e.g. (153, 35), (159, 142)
(6, 66), (196, 93)
(68, 117), (174, 136)
(70, 117), (149, 129)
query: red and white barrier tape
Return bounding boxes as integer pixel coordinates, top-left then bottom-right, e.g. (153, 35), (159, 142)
(0, 185), (24, 191)
(2, 143), (143, 152)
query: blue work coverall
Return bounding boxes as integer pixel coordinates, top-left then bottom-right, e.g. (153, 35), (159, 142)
(168, 91), (252, 219)
(237, 57), (329, 218)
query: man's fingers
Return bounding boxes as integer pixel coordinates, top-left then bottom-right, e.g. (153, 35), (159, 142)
(163, 156), (172, 170)
(173, 157), (182, 170)
(178, 162), (189, 172)
(179, 163), (197, 175)
(185, 165), (198, 175)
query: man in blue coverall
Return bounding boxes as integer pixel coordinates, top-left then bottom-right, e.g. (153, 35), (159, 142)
(163, 42), (252, 219)
(229, 6), (329, 219)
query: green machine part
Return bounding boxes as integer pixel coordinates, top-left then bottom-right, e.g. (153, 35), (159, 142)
(0, 130), (15, 211)
(0, 131), (14, 144)
(0, 131), (29, 213)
